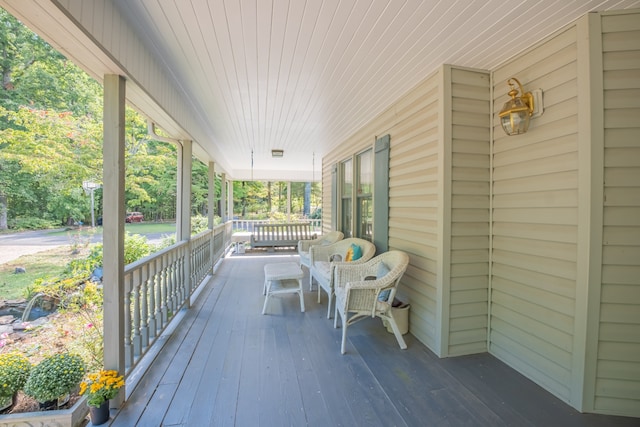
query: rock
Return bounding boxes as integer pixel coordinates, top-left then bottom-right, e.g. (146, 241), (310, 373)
(13, 317), (48, 331)
(4, 299), (27, 306)
(0, 324), (13, 335)
(11, 323), (28, 331)
(89, 266), (103, 282)
(14, 267), (26, 274)
(0, 315), (15, 325)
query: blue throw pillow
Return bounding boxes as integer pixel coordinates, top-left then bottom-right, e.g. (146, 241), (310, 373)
(351, 244), (362, 261)
(377, 262), (391, 301)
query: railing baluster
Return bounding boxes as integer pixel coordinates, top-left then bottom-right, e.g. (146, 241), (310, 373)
(161, 253), (168, 325)
(148, 262), (157, 338)
(168, 251), (180, 316)
(122, 223), (232, 375)
(140, 263), (149, 349)
(156, 256), (164, 331)
(132, 268), (141, 357)
(124, 273), (133, 369)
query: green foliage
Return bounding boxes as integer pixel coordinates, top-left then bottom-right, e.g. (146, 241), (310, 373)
(232, 180), (320, 219)
(157, 235), (176, 249)
(124, 234), (152, 265)
(72, 233), (152, 268)
(23, 353), (85, 402)
(191, 159), (210, 215)
(0, 12), (321, 230)
(0, 352), (31, 397)
(269, 211), (288, 222)
(31, 234), (149, 303)
(64, 244), (102, 277)
(62, 282), (104, 372)
(0, 9), (62, 117)
(7, 217), (58, 230)
(0, 105), (102, 226)
(191, 214), (209, 234)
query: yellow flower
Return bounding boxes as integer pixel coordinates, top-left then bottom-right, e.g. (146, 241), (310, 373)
(81, 369), (125, 407)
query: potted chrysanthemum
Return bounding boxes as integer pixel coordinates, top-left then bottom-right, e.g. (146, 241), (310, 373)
(0, 352), (31, 412)
(79, 369), (124, 425)
(23, 353), (86, 410)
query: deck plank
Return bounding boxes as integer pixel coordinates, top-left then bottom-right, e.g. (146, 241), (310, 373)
(111, 252), (640, 427)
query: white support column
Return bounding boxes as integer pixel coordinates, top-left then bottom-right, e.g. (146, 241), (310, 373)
(208, 162), (216, 263)
(287, 181), (291, 222)
(102, 75), (126, 407)
(220, 173), (227, 222)
(208, 162), (215, 230)
(177, 140), (192, 306)
(227, 178), (234, 223)
(176, 141), (192, 242)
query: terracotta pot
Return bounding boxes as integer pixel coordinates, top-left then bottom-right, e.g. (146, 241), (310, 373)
(89, 400), (110, 425)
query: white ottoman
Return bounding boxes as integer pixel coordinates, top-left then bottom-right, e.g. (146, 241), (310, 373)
(262, 262), (305, 314)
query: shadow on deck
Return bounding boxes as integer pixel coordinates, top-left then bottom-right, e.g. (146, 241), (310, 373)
(110, 251), (637, 426)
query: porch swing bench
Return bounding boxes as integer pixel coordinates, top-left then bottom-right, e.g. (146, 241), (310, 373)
(251, 222), (317, 249)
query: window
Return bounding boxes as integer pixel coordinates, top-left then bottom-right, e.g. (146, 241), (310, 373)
(356, 149), (373, 241)
(340, 159), (353, 237)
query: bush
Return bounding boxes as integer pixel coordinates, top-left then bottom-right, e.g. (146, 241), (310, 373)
(190, 214), (222, 234)
(60, 282), (104, 372)
(64, 244), (103, 277)
(24, 353), (85, 402)
(7, 217), (58, 231)
(0, 353), (31, 397)
(76, 233), (152, 268)
(191, 215), (209, 234)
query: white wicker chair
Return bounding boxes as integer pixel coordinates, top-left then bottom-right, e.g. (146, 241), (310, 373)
(298, 231), (344, 288)
(309, 237), (376, 319)
(333, 250), (409, 354)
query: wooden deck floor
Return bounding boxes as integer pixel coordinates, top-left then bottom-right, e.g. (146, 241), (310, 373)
(110, 252), (638, 427)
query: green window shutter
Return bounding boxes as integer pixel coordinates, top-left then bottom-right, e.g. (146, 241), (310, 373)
(374, 134), (390, 253)
(331, 163), (338, 231)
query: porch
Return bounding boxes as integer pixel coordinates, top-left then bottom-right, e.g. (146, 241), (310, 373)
(110, 251), (634, 427)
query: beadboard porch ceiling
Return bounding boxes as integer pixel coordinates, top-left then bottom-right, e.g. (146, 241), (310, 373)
(114, 0), (640, 180)
(5, 1), (640, 180)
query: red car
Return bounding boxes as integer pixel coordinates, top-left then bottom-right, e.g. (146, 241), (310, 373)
(125, 212), (144, 223)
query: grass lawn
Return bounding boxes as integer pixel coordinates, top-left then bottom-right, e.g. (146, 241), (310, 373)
(48, 222), (176, 236)
(1, 222), (176, 300)
(0, 246), (93, 300)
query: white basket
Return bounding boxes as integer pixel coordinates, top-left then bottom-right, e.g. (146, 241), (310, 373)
(383, 304), (410, 335)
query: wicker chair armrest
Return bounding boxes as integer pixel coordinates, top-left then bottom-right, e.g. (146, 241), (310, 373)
(298, 239), (320, 253)
(309, 244), (332, 264)
(334, 262), (376, 288)
(345, 278), (390, 290)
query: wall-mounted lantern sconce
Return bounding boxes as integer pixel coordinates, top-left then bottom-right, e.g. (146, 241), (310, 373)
(271, 149), (284, 158)
(498, 77), (543, 136)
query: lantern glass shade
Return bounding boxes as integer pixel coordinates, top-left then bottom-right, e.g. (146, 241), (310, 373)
(499, 96), (530, 135)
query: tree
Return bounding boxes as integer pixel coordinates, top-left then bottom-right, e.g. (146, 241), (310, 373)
(0, 106), (102, 226)
(0, 8), (103, 229)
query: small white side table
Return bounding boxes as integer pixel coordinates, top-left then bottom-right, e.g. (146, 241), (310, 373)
(262, 262), (305, 314)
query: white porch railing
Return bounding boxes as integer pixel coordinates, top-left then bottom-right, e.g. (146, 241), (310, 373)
(122, 221), (233, 373)
(232, 218), (321, 233)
